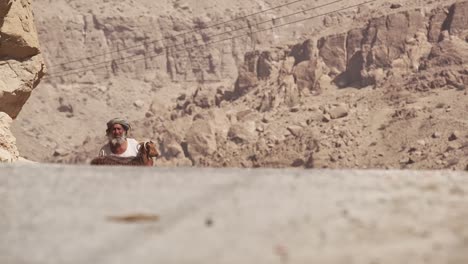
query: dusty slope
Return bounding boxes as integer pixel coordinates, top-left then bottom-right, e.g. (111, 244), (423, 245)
(11, 0), (468, 169)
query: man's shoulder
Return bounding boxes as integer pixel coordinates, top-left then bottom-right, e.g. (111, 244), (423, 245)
(126, 138), (141, 152)
(127, 138), (139, 145)
(99, 143), (112, 157)
(100, 142), (112, 150)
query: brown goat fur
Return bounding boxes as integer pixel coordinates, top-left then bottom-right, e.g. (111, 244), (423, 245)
(90, 141), (159, 166)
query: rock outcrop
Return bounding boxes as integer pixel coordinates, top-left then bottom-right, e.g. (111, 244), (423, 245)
(185, 118), (217, 164)
(39, 10), (244, 84)
(235, 0), (468, 100)
(0, 0), (45, 162)
(322, 1), (468, 88)
(0, 112), (18, 162)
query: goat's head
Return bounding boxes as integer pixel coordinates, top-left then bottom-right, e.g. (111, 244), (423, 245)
(141, 141), (159, 158)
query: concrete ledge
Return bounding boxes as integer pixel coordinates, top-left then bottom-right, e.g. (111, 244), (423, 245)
(1, 164), (467, 264)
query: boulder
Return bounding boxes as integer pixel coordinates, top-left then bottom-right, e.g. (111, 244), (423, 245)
(228, 121), (256, 144)
(0, 0), (45, 118)
(318, 33), (347, 74)
(432, 132), (442, 138)
(334, 10), (428, 88)
(244, 50), (259, 73)
(290, 39), (323, 93)
(192, 86), (215, 109)
(193, 110), (230, 138)
(293, 59), (322, 93)
(447, 1), (468, 37)
(0, 148), (13, 162)
(338, 28), (365, 87)
(0, 56), (45, 119)
(164, 143), (184, 159)
(448, 131), (461, 141)
(159, 132), (184, 159)
(280, 56), (295, 75)
(290, 39), (315, 64)
(287, 125), (303, 137)
(328, 105), (348, 119)
(235, 109), (258, 122)
(257, 51), (272, 80)
(363, 11), (425, 69)
(426, 38), (467, 67)
(0, 0), (40, 59)
(279, 75), (301, 107)
(233, 66), (258, 98)
(0, 112), (19, 162)
(185, 120), (217, 161)
(147, 98), (168, 117)
(405, 32), (433, 71)
(428, 8), (448, 42)
(133, 100), (145, 108)
(257, 91), (277, 112)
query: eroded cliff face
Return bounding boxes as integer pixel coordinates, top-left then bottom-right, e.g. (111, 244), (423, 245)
(0, 0), (45, 162)
(34, 0), (292, 84)
(240, 1), (468, 104)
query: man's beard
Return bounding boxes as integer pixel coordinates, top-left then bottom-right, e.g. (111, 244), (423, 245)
(108, 135), (127, 146)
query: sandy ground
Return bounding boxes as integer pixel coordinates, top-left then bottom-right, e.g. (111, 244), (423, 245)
(1, 165), (468, 263)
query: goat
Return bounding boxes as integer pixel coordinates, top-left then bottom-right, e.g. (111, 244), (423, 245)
(90, 141), (159, 166)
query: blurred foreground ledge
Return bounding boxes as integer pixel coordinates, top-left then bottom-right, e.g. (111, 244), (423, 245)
(1, 164), (468, 264)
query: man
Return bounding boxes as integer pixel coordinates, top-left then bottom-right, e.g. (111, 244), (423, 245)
(98, 118), (140, 157)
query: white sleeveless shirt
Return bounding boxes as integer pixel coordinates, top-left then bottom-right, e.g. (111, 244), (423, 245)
(99, 138), (140, 157)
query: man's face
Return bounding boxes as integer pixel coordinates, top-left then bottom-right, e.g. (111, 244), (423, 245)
(108, 124), (127, 145)
(110, 124), (126, 138)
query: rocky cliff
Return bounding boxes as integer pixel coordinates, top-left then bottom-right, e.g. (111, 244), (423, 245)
(0, 0), (45, 162)
(240, 1), (468, 100)
(10, 0), (468, 169)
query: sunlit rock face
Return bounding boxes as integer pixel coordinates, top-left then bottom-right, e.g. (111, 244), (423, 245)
(0, 0), (45, 162)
